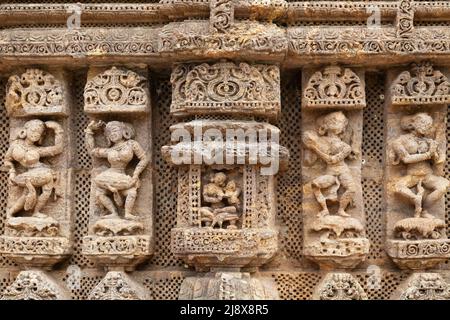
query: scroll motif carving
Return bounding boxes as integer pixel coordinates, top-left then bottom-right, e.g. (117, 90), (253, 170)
(6, 69), (66, 117)
(391, 62), (450, 105)
(84, 67), (149, 113)
(210, 0), (234, 33)
(303, 66), (365, 109)
(396, 0), (414, 38)
(1, 271), (69, 300)
(399, 273), (450, 300)
(170, 61), (280, 118)
(313, 273), (367, 300)
(88, 271), (149, 300)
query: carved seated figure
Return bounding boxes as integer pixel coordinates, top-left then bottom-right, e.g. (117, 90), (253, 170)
(85, 120), (149, 236)
(4, 119), (64, 236)
(199, 172), (241, 229)
(390, 113), (449, 239)
(302, 111), (357, 218)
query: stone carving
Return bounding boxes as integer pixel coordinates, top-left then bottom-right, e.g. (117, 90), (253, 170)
(85, 120), (149, 235)
(391, 62), (450, 105)
(6, 69), (66, 117)
(84, 67), (149, 113)
(179, 272), (279, 300)
(396, 0), (414, 38)
(302, 110), (368, 269)
(303, 66), (366, 109)
(210, 0), (233, 33)
(170, 61), (281, 118)
(313, 273), (367, 300)
(88, 271), (149, 300)
(1, 270), (69, 300)
(398, 273), (450, 300)
(387, 112), (450, 269)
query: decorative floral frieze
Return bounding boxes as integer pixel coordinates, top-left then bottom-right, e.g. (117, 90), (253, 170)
(396, 0), (414, 38)
(88, 271), (149, 300)
(84, 67), (149, 113)
(6, 69), (66, 117)
(399, 273), (450, 300)
(313, 273), (367, 300)
(1, 271), (69, 300)
(303, 66), (365, 109)
(170, 62), (280, 118)
(391, 62), (450, 105)
(210, 0), (234, 33)
(179, 272), (279, 300)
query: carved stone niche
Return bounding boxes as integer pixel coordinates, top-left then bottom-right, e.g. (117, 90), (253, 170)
(390, 62), (450, 106)
(0, 68), (73, 269)
(170, 61), (281, 119)
(5, 69), (69, 117)
(179, 271), (279, 300)
(393, 273), (450, 300)
(81, 66), (153, 271)
(385, 108), (450, 270)
(301, 68), (369, 270)
(162, 120), (288, 270)
(302, 65), (366, 109)
(1, 270), (69, 300)
(312, 272), (367, 300)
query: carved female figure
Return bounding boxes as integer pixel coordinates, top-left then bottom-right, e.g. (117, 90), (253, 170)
(85, 120), (149, 220)
(302, 111), (356, 218)
(390, 112), (449, 218)
(4, 119), (63, 218)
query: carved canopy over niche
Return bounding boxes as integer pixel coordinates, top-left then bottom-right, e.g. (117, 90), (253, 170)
(399, 273), (450, 300)
(171, 61), (281, 118)
(391, 62), (450, 105)
(313, 273), (367, 300)
(84, 66), (149, 113)
(303, 66), (366, 109)
(6, 69), (66, 117)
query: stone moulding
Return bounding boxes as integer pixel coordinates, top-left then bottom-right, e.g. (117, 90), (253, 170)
(171, 228), (278, 269)
(0, 236), (71, 268)
(387, 239), (450, 270)
(302, 66), (366, 109)
(391, 62), (450, 105)
(304, 238), (370, 270)
(6, 69), (67, 117)
(82, 235), (152, 270)
(170, 62), (281, 118)
(84, 66), (150, 113)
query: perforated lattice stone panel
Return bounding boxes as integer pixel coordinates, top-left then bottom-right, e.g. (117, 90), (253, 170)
(355, 271), (411, 300)
(143, 274), (185, 300)
(272, 272), (322, 300)
(276, 74), (303, 263)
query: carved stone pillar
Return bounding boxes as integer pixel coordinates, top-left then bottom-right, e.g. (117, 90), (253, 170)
(81, 66), (153, 299)
(301, 65), (369, 271)
(385, 62), (450, 270)
(163, 60), (288, 300)
(0, 68), (74, 299)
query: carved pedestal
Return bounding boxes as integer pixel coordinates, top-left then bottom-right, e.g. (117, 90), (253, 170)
(385, 62), (450, 270)
(0, 68), (73, 299)
(163, 59), (287, 299)
(301, 66), (369, 270)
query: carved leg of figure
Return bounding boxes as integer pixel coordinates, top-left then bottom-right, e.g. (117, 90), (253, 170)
(123, 188), (138, 220)
(312, 175), (336, 217)
(337, 172), (356, 217)
(24, 179), (37, 212)
(7, 193), (26, 217)
(394, 175), (422, 218)
(96, 187), (119, 219)
(422, 175), (450, 217)
(32, 182), (53, 218)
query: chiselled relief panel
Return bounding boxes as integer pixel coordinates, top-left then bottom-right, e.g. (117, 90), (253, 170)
(301, 66), (369, 270)
(0, 69), (73, 270)
(81, 66), (153, 272)
(385, 62), (450, 270)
